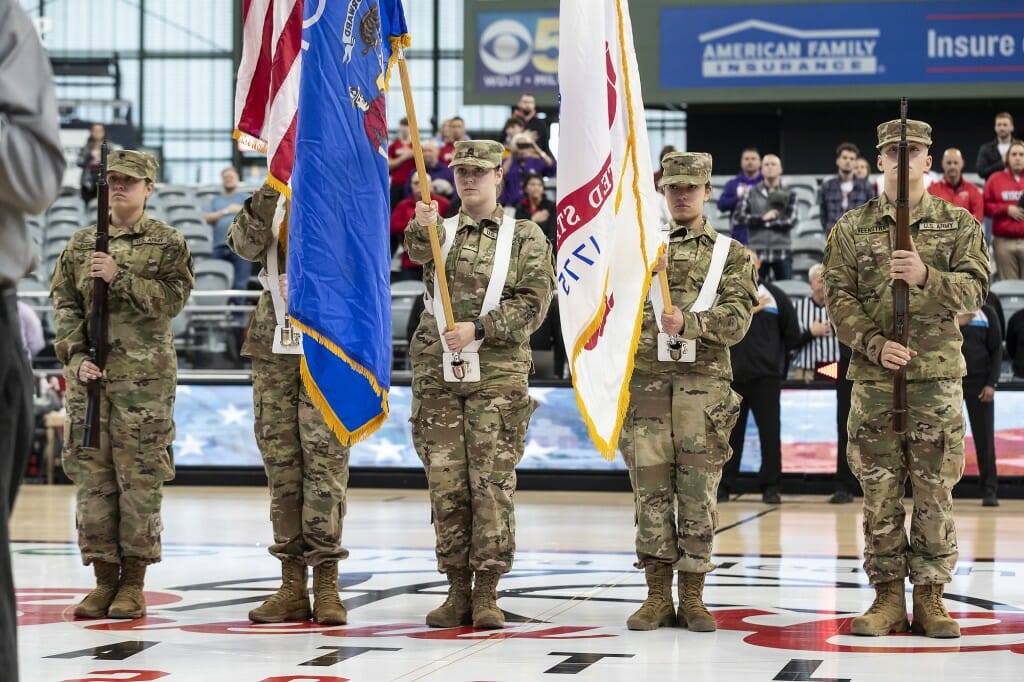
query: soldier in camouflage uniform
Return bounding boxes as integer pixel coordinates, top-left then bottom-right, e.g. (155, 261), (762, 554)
(50, 150), (194, 619)
(823, 119), (989, 639)
(406, 140), (554, 629)
(619, 152), (758, 632)
(227, 184), (350, 625)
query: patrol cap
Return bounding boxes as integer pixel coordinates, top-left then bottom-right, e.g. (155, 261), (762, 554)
(107, 149), (159, 182)
(449, 140), (504, 169)
(876, 119), (932, 150)
(658, 151), (712, 188)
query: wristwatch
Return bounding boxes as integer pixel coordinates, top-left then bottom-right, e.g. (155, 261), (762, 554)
(473, 318), (485, 341)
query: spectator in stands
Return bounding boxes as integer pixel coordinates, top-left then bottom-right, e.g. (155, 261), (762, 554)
(929, 148), (984, 223)
(16, 300), (44, 362)
(513, 92), (551, 155)
(985, 140), (1024, 280)
(405, 139), (454, 201)
(721, 249), (801, 504)
(1006, 308), (1024, 378)
(205, 166), (253, 294)
(387, 116), (415, 207)
(957, 306), (1002, 507)
(0, 5), (65, 676)
(439, 116), (469, 166)
(791, 264), (838, 381)
(77, 123), (121, 205)
(390, 172), (450, 281)
(500, 133), (555, 207)
(733, 153), (798, 281)
(818, 142), (873, 231)
(502, 116), (526, 149)
(853, 155), (879, 199)
(976, 112), (1019, 181)
(514, 173), (556, 243)
(516, 173), (564, 379)
(716, 147), (762, 244)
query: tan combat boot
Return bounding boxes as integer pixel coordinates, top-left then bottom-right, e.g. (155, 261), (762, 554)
(312, 560), (347, 625)
(426, 568), (473, 627)
(107, 558), (147, 619)
(911, 583), (960, 638)
(678, 571), (717, 632)
(248, 559), (312, 623)
(73, 561), (121, 618)
(850, 579), (910, 636)
(472, 570), (505, 629)
(626, 563), (675, 631)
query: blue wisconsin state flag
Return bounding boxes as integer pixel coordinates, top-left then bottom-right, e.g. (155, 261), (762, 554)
(290, 0), (408, 444)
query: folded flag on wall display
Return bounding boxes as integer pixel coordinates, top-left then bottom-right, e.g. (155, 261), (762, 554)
(288, 0), (409, 444)
(557, 0), (664, 459)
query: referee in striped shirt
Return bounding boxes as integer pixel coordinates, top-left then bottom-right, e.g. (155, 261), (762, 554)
(791, 264), (839, 381)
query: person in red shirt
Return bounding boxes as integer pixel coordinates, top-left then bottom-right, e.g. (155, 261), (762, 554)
(928, 148), (984, 222)
(985, 140), (1024, 280)
(387, 117), (415, 207)
(390, 172), (450, 281)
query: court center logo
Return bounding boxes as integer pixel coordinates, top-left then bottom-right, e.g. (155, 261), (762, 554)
(699, 19), (881, 78)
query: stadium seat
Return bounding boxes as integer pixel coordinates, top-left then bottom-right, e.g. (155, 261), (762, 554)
(391, 280), (425, 370)
(773, 278), (812, 299)
(992, 280), (1024, 321)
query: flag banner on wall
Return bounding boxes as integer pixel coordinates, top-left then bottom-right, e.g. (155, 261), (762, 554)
(288, 0), (409, 444)
(557, 0), (663, 459)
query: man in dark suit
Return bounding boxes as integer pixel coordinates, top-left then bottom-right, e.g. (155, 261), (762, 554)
(976, 112), (1020, 181)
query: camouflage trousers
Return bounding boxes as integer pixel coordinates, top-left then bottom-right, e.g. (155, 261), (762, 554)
(252, 355), (350, 567)
(619, 371), (740, 573)
(848, 379), (965, 585)
(62, 379), (175, 566)
(410, 373), (537, 574)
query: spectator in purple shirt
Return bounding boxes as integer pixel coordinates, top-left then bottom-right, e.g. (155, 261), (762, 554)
(500, 133), (555, 207)
(716, 147), (762, 244)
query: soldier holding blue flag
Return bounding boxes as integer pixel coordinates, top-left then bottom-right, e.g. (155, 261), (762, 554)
(228, 185), (351, 626)
(406, 140), (555, 629)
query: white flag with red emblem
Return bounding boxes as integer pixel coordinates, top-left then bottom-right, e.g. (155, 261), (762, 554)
(556, 0), (662, 459)
(232, 0), (303, 190)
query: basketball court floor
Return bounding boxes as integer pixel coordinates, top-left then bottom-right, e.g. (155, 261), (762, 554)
(11, 485), (1024, 681)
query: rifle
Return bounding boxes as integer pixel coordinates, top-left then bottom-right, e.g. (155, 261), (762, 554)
(82, 142), (109, 448)
(892, 98), (910, 434)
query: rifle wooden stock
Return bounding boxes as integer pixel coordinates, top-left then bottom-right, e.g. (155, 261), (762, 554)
(82, 142), (109, 448)
(892, 98), (910, 434)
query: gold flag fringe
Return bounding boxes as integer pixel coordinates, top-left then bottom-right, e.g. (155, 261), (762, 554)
(233, 129), (268, 154)
(290, 318), (390, 445)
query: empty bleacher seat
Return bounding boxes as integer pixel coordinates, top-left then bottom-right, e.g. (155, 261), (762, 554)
(991, 280), (1024, 321)
(391, 280), (425, 370)
(773, 278), (812, 299)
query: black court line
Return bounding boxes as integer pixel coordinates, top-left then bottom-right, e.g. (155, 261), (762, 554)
(715, 508), (776, 535)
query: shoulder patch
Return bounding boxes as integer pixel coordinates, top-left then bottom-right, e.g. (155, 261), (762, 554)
(919, 221), (956, 231)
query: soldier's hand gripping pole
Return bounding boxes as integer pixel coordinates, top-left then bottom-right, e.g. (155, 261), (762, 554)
(892, 97), (911, 434)
(396, 46), (464, 378)
(658, 260), (682, 360)
(82, 141), (110, 448)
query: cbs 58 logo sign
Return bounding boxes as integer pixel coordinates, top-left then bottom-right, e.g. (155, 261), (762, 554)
(476, 12), (558, 91)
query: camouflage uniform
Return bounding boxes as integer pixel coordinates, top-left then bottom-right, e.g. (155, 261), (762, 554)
(405, 142), (554, 576)
(51, 152), (194, 566)
(621, 187), (758, 573)
(227, 185), (350, 567)
(823, 120), (990, 586)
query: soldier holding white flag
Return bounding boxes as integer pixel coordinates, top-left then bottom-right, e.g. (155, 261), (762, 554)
(619, 151), (758, 632)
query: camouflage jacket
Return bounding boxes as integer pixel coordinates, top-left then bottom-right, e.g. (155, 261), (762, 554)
(634, 218), (758, 378)
(405, 205), (555, 374)
(822, 191), (989, 382)
(50, 213), (194, 381)
(226, 185), (286, 362)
